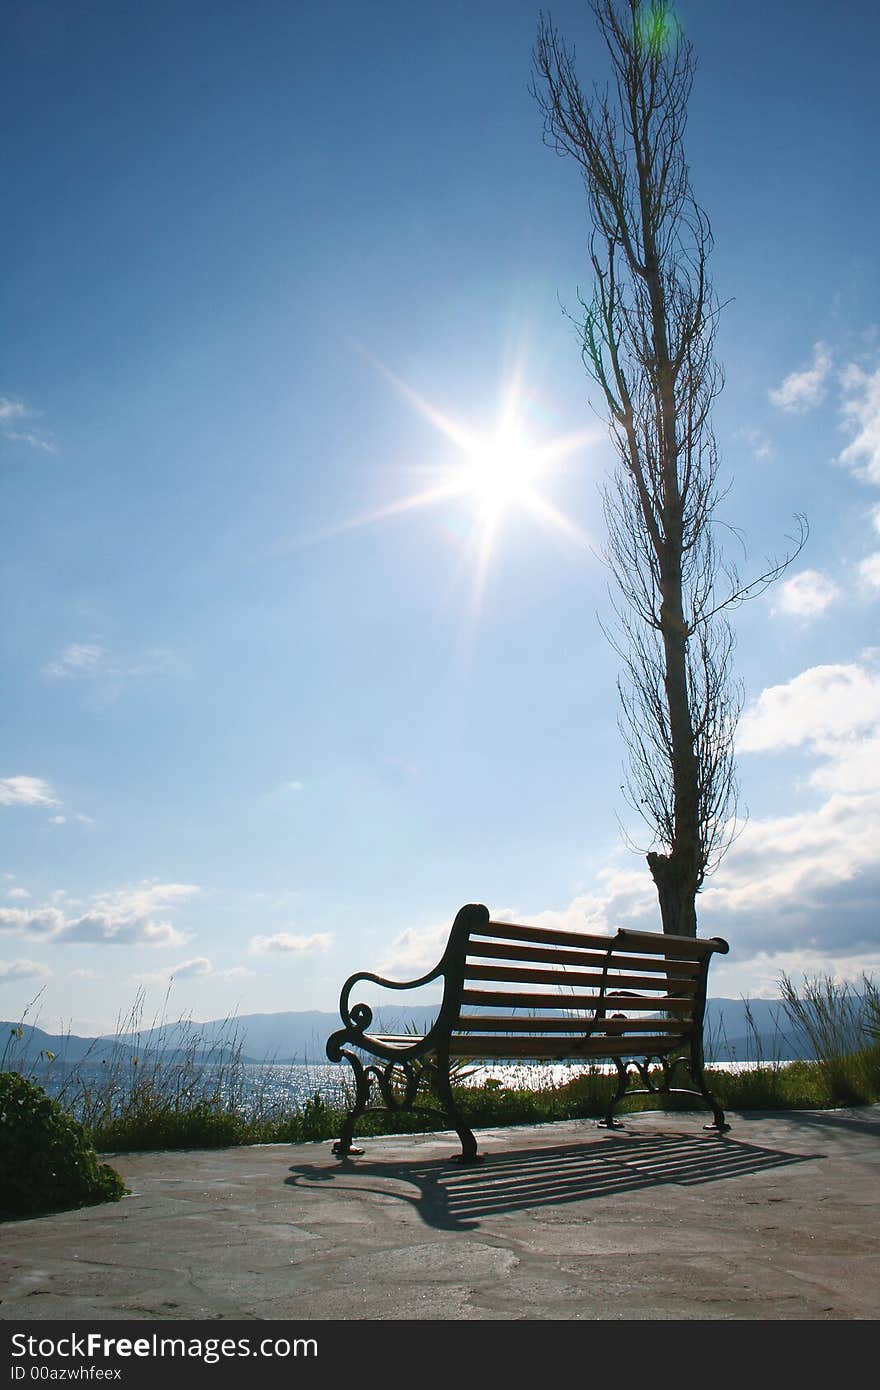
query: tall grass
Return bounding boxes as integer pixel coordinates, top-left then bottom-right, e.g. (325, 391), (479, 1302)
(778, 973), (880, 1106)
(3, 975), (879, 1153)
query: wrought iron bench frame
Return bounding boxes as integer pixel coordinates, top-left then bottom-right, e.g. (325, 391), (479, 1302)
(326, 902), (730, 1162)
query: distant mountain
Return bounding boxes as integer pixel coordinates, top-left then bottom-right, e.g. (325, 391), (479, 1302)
(703, 998), (805, 1062)
(1, 1023), (137, 1068)
(106, 1007), (443, 1064)
(0, 1021), (246, 1069)
(2, 996), (814, 1069)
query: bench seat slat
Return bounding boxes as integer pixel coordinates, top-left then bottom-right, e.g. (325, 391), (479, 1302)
(455, 1014), (691, 1034)
(447, 1035), (683, 1059)
(468, 940), (700, 976)
(362, 1022), (690, 1053)
(460, 988), (695, 1012)
(464, 962), (699, 992)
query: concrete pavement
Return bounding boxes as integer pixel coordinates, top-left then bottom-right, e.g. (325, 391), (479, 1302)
(1, 1107), (878, 1321)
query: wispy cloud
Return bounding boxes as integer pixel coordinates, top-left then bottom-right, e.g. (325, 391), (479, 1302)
(249, 931), (333, 954)
(769, 341), (832, 413)
(0, 776), (60, 808)
(0, 397), (27, 422)
(838, 361), (880, 485)
(739, 427), (775, 462)
(858, 552), (880, 592)
(2, 429), (58, 454)
(44, 643), (106, 677)
(0, 396), (57, 453)
(770, 569), (840, 619)
(44, 642), (172, 688)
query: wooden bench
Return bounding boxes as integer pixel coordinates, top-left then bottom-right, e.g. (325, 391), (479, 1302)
(326, 902), (730, 1162)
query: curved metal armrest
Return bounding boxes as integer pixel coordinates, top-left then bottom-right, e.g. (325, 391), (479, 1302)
(334, 960), (446, 1039)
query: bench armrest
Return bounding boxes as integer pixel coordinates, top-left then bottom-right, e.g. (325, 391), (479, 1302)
(326, 961), (446, 1062)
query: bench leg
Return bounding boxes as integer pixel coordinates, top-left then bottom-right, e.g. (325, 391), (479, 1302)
(596, 1058), (629, 1129)
(331, 1050), (369, 1158)
(434, 1056), (480, 1164)
(690, 1040), (730, 1133)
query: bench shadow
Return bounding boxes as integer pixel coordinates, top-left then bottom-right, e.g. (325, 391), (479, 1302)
(285, 1130), (817, 1232)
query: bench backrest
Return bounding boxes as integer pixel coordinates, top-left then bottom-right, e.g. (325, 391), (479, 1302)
(437, 904), (728, 1060)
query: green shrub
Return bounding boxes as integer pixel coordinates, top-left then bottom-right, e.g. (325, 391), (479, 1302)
(0, 1072), (127, 1218)
(90, 1100), (250, 1153)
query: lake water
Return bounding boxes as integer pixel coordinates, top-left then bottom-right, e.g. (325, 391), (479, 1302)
(28, 1055), (791, 1120)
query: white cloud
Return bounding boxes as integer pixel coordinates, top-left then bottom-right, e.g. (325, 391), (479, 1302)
(50, 815), (67, 825)
(0, 881), (199, 948)
(770, 569), (840, 619)
(701, 792), (880, 919)
(135, 956), (214, 985)
(0, 776), (60, 808)
(0, 397), (26, 422)
(0, 959), (52, 982)
(7, 887), (30, 900)
(249, 931), (333, 954)
(739, 662), (880, 762)
(769, 342), (832, 413)
(697, 657), (880, 969)
(0, 906), (65, 938)
(838, 362), (880, 485)
(168, 956), (213, 978)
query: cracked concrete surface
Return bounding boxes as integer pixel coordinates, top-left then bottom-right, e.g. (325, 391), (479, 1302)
(1, 1108), (878, 1321)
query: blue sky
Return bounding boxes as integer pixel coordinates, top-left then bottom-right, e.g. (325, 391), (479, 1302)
(3, 0), (880, 1035)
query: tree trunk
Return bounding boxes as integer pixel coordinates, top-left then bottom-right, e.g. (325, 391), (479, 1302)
(646, 850), (698, 937)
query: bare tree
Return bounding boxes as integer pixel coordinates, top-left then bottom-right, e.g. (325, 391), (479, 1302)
(532, 1), (803, 936)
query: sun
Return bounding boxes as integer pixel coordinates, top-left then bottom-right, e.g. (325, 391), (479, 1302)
(459, 422), (544, 521)
(363, 357), (595, 542)
(286, 352), (599, 615)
